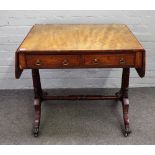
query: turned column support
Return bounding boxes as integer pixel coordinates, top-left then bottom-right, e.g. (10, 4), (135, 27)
(32, 69), (42, 137)
(32, 69), (42, 99)
(120, 68), (131, 137)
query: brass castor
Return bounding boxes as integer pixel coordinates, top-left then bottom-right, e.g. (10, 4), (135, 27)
(123, 128), (131, 137)
(33, 127), (39, 137)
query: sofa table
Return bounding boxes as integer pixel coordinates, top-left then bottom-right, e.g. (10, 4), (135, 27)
(15, 24), (145, 137)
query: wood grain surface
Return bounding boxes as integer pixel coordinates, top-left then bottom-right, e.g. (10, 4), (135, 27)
(15, 24), (145, 79)
(19, 24), (143, 52)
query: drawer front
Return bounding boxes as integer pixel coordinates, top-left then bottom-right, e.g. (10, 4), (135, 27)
(83, 53), (135, 67)
(26, 55), (80, 68)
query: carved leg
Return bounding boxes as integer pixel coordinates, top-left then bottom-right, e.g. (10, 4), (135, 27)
(121, 68), (131, 137)
(122, 98), (131, 137)
(32, 69), (42, 137)
(33, 98), (41, 137)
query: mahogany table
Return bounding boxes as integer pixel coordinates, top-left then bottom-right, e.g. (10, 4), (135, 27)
(15, 24), (145, 137)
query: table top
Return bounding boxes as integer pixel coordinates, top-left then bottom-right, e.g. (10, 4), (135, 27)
(18, 24), (144, 52)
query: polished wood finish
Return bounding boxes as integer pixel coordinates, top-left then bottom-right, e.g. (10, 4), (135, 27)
(19, 24), (143, 51)
(26, 54), (80, 68)
(32, 69), (42, 136)
(20, 53), (136, 69)
(15, 24), (146, 137)
(121, 68), (131, 136)
(83, 53), (135, 67)
(15, 24), (145, 78)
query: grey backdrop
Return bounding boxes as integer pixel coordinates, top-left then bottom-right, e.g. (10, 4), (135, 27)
(0, 10), (154, 89)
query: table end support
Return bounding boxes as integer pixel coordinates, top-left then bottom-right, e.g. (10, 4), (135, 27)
(33, 98), (41, 137)
(119, 68), (131, 137)
(32, 69), (42, 137)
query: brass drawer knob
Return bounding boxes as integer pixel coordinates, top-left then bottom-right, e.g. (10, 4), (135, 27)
(120, 58), (125, 65)
(36, 59), (41, 66)
(63, 59), (69, 66)
(93, 58), (99, 64)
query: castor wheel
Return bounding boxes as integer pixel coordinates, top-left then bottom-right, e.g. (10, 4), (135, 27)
(124, 131), (129, 137)
(123, 128), (131, 137)
(33, 127), (39, 137)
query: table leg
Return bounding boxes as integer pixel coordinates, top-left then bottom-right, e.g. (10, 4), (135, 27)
(31, 68), (131, 137)
(32, 69), (42, 137)
(121, 68), (131, 137)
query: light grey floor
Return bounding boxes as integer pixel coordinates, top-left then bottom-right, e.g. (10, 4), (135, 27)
(0, 88), (155, 145)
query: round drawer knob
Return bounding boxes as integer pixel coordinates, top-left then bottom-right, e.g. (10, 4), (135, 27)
(120, 58), (125, 65)
(36, 59), (41, 66)
(63, 59), (69, 66)
(93, 58), (99, 64)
